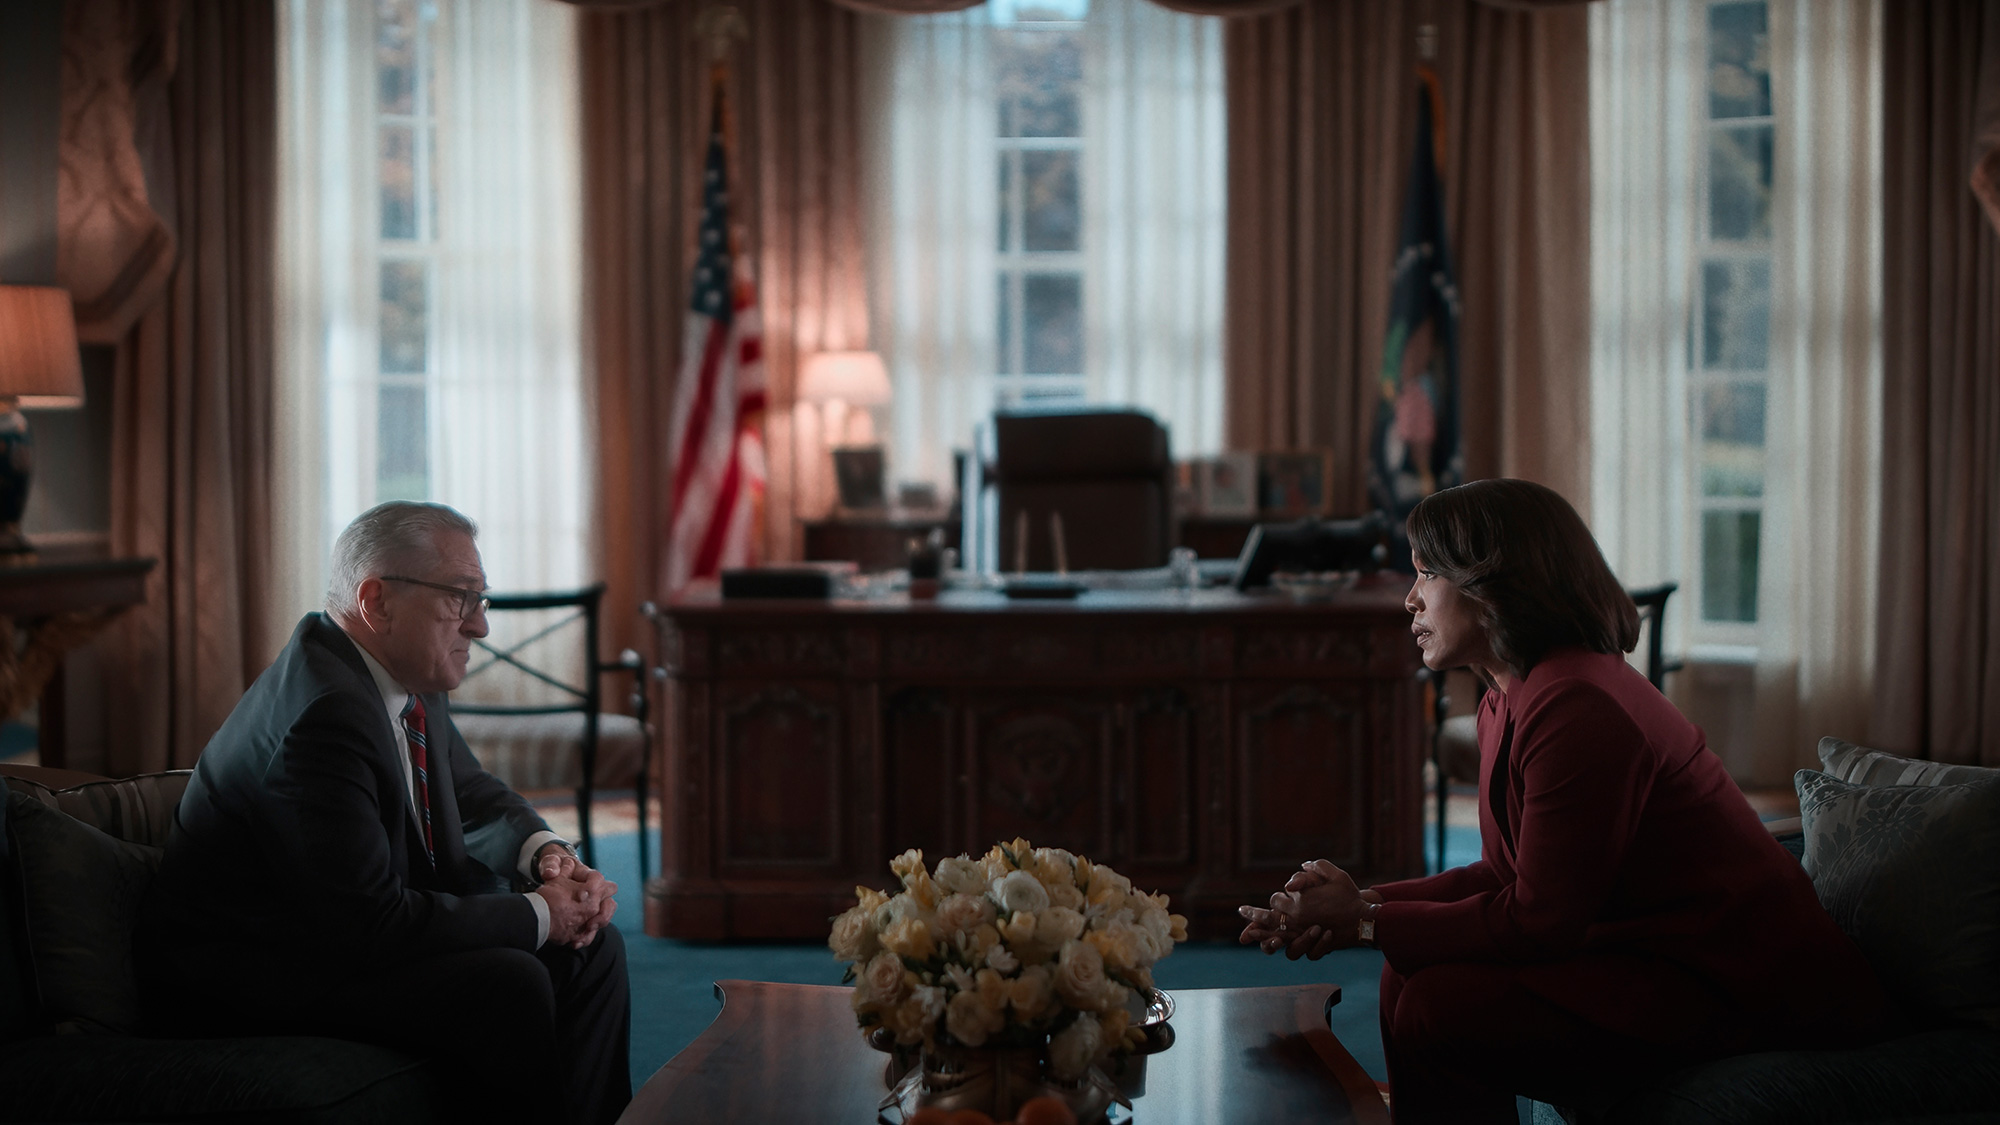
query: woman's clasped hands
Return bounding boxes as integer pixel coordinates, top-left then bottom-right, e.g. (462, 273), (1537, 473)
(1237, 858), (1385, 960)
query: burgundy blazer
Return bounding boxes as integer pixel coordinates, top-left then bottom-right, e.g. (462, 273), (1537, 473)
(1372, 647), (1886, 1049)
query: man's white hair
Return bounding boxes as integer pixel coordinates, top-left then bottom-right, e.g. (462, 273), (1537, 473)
(326, 501), (478, 617)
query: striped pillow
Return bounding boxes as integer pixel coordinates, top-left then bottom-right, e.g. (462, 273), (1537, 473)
(1816, 736), (1999, 788)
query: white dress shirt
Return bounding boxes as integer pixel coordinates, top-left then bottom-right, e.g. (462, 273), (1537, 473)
(349, 634), (563, 947)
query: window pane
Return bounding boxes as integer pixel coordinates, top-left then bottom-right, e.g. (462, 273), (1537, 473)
(1702, 259), (1770, 370)
(377, 383), (428, 499)
(995, 29), (1081, 138)
(1708, 125), (1773, 240)
(997, 274), (1014, 373)
(1022, 150), (1080, 252)
(1023, 273), (1081, 374)
(381, 125), (417, 240)
(1701, 509), (1760, 622)
(380, 260), (429, 373)
(377, 0), (418, 115)
(998, 154), (1013, 251)
(1698, 383), (1766, 497)
(1708, 3), (1770, 119)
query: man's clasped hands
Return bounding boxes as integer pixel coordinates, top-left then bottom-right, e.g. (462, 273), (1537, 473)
(1237, 858), (1385, 960)
(532, 843), (618, 950)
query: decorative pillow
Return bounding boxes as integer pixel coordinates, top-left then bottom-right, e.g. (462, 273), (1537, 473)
(1795, 769), (2000, 1029)
(4, 790), (162, 1034)
(1817, 736), (2000, 788)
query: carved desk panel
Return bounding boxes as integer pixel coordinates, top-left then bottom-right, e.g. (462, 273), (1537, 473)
(647, 580), (1425, 940)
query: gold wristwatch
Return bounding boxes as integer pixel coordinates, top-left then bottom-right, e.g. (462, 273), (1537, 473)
(1357, 901), (1382, 947)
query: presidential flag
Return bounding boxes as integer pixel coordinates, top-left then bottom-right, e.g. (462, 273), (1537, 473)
(664, 94), (767, 596)
(1369, 71), (1461, 562)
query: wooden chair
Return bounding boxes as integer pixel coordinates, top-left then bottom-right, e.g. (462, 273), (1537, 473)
(1427, 582), (1680, 873)
(450, 583), (653, 877)
(988, 409), (1175, 572)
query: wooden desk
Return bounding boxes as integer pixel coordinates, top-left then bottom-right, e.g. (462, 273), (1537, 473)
(0, 547), (154, 768)
(621, 980), (1389, 1124)
(801, 509), (961, 572)
(647, 580), (1425, 940)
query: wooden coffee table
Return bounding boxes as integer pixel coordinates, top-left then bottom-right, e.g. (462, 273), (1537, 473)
(620, 980), (1389, 1124)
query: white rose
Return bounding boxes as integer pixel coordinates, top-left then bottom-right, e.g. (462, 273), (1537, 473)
(1036, 906), (1086, 947)
(935, 856), (988, 897)
(1047, 1013), (1103, 1080)
(994, 869), (1052, 915)
(935, 893), (997, 939)
(1047, 880), (1086, 911)
(829, 903), (878, 964)
(946, 986), (1005, 1047)
(861, 950), (910, 1008)
(1054, 938), (1111, 1010)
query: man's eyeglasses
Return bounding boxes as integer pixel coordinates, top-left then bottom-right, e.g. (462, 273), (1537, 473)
(381, 575), (491, 621)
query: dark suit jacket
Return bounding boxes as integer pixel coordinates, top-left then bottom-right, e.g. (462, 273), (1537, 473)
(144, 613), (547, 965)
(1373, 647), (1887, 1050)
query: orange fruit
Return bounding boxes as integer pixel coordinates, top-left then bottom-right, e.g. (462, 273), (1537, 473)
(905, 1110), (952, 1125)
(1014, 1096), (1078, 1125)
(943, 1112), (996, 1125)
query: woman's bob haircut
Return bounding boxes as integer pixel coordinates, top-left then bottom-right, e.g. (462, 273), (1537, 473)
(1406, 478), (1639, 678)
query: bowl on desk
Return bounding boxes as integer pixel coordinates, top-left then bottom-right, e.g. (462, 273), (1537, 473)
(1269, 570), (1361, 603)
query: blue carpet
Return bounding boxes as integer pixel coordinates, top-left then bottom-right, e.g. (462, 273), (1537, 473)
(589, 823), (1488, 1088)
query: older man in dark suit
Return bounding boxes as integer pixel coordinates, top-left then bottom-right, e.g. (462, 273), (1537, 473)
(140, 501), (630, 1125)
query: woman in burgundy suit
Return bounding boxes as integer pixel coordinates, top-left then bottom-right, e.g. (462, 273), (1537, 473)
(1238, 479), (1885, 1123)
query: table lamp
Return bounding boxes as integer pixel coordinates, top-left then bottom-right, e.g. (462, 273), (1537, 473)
(798, 350), (891, 446)
(0, 286), (86, 555)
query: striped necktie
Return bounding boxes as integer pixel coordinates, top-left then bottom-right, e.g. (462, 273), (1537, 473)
(400, 695), (436, 864)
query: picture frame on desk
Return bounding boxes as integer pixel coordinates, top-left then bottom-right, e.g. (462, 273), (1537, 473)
(832, 445), (887, 510)
(1257, 449), (1334, 518)
(1196, 452), (1258, 517)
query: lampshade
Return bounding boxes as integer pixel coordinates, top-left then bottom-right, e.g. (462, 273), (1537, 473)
(798, 350), (891, 407)
(0, 286), (84, 408)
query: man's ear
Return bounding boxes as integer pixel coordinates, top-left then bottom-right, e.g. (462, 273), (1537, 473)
(354, 577), (392, 633)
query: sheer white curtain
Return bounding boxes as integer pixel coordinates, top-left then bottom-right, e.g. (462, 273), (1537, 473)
(1082, 0), (1225, 456)
(275, 0), (585, 642)
(863, 11), (999, 493)
(1589, 0), (1881, 783)
(427, 1), (587, 593)
(862, 0), (1226, 490)
(1753, 0), (1882, 770)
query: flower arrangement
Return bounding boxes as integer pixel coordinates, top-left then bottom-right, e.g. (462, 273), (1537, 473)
(830, 839), (1189, 1081)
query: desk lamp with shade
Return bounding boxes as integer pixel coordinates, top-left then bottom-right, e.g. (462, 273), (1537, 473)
(799, 349), (892, 509)
(0, 286), (86, 555)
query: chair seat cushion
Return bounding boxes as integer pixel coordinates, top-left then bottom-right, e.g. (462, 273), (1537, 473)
(0, 1033), (442, 1123)
(452, 711), (644, 792)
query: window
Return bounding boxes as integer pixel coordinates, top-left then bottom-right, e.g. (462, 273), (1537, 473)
(374, 0), (437, 500)
(866, 0), (1224, 492)
(994, 4), (1087, 408)
(278, 0), (586, 604)
(1692, 1), (1772, 627)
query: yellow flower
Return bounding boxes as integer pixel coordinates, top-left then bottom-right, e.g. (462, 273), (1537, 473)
(1036, 906), (1086, 947)
(1008, 964), (1057, 1021)
(890, 848), (926, 883)
(855, 885), (891, 913)
(1098, 1005), (1132, 1051)
(935, 893), (995, 939)
(881, 917), (937, 961)
(1169, 913), (1188, 942)
(860, 950), (910, 1008)
(997, 909), (1038, 947)
(946, 987), (1006, 1047)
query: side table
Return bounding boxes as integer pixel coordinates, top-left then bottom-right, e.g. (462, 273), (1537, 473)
(0, 547), (154, 769)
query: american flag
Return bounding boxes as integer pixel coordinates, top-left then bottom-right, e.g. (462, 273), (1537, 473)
(664, 99), (766, 595)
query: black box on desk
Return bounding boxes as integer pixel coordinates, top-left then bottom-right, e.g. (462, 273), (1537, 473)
(720, 563), (855, 599)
